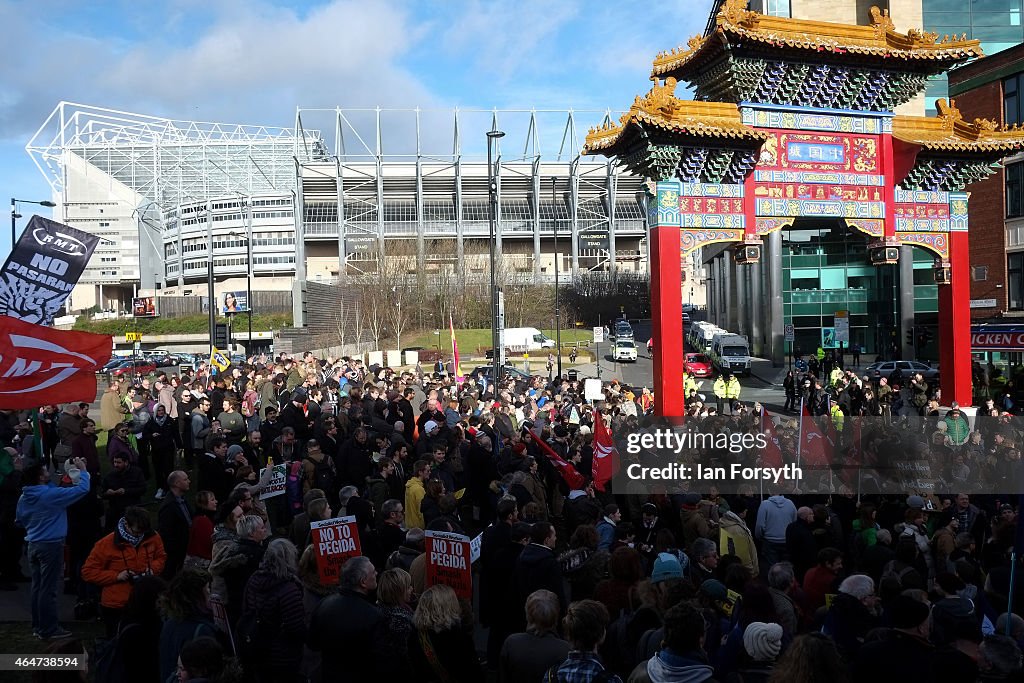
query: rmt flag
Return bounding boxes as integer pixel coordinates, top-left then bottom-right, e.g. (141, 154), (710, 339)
(0, 216), (100, 325)
(0, 316), (111, 408)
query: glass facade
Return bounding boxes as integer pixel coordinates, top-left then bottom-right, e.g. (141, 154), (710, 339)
(925, 0), (1024, 113)
(781, 220), (939, 358)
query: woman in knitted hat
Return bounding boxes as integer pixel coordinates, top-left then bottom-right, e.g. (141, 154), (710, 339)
(730, 621), (783, 682)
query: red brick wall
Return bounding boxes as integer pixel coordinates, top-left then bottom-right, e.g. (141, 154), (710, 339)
(957, 80), (1009, 318)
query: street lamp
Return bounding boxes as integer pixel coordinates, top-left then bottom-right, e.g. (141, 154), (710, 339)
(487, 129), (505, 390)
(228, 215), (254, 353)
(10, 197), (57, 246)
(552, 178), (563, 380)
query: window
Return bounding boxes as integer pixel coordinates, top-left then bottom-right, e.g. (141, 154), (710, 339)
(1009, 252), (1024, 310)
(1006, 73), (1023, 126)
(1008, 161), (1024, 218)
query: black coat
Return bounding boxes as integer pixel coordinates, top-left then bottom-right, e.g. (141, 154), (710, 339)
(198, 453), (235, 502)
(143, 416), (181, 457)
(515, 543), (566, 613)
(221, 538), (266, 624)
(408, 626), (483, 683)
(852, 629), (937, 682)
(309, 589), (383, 682)
(157, 494), (192, 579)
(338, 437), (373, 489)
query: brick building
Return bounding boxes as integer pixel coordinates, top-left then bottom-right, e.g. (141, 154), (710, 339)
(950, 44), (1024, 320)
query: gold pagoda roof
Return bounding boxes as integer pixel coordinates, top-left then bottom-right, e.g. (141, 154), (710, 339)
(652, 0), (983, 80)
(894, 99), (1024, 154)
(583, 79), (766, 155)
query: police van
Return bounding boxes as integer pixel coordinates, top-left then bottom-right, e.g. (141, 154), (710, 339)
(710, 332), (751, 376)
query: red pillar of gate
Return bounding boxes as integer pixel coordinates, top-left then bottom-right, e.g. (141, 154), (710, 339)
(938, 230), (972, 407)
(651, 223), (685, 417)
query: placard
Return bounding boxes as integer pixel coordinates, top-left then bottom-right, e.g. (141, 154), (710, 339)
(893, 460), (937, 494)
(584, 378), (604, 401)
(470, 533), (483, 564)
(258, 464), (287, 499)
(310, 516), (362, 584)
(424, 530), (472, 599)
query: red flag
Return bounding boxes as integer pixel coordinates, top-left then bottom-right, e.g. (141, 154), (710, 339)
(449, 313), (463, 382)
(0, 316), (112, 408)
(591, 410), (620, 492)
(799, 404), (830, 469)
(760, 409), (784, 469)
(526, 427), (585, 490)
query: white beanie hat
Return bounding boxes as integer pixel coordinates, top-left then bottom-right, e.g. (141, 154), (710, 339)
(743, 622), (783, 661)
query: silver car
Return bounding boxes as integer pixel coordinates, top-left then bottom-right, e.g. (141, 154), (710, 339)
(864, 360), (940, 382)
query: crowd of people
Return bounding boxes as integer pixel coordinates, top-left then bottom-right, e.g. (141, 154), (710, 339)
(0, 349), (1022, 682)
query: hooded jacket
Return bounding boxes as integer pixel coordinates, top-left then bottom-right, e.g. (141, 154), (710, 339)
(719, 511), (758, 576)
(404, 476), (426, 530)
(81, 528), (167, 608)
(754, 496), (796, 544)
(15, 471), (91, 543)
(628, 649), (716, 683)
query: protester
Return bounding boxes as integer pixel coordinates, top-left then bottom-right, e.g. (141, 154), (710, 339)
(239, 538), (306, 682)
(308, 555), (382, 682)
(376, 567), (415, 679)
(499, 589), (571, 683)
(158, 569), (220, 683)
(16, 457), (91, 640)
(81, 506), (168, 636)
(548, 599), (623, 683)
(158, 470), (193, 579)
(408, 583), (483, 683)
(114, 574), (167, 683)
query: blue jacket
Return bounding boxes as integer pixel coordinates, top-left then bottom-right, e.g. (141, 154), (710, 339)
(596, 517), (616, 551)
(15, 471), (91, 543)
(754, 495), (797, 544)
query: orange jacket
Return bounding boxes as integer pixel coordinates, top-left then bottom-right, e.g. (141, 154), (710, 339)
(81, 530), (167, 608)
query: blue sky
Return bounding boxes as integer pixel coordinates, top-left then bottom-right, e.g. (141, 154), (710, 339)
(0, 0), (713, 255)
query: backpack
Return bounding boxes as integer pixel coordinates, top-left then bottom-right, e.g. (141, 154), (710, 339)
(236, 604), (275, 667)
(285, 461), (304, 514)
(305, 456), (335, 496)
(881, 560), (916, 586)
(92, 622), (139, 683)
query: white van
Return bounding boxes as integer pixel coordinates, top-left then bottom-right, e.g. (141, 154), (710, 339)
(502, 327), (557, 352)
(710, 333), (751, 376)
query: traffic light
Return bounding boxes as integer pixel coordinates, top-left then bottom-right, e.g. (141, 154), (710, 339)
(923, 328), (935, 344)
(214, 323), (230, 350)
(905, 328), (914, 346)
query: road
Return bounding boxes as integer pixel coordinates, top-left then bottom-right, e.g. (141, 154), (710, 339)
(586, 319), (789, 413)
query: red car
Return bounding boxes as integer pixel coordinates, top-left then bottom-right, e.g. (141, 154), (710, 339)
(684, 353), (714, 378)
(109, 360), (156, 377)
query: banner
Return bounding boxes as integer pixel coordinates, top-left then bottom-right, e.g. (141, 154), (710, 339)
(222, 291), (249, 314)
(525, 427), (585, 490)
(310, 516), (362, 584)
(258, 464), (287, 499)
(132, 297), (158, 317)
(592, 410), (620, 492)
(0, 216), (100, 325)
(798, 403), (830, 468)
(424, 530), (472, 599)
(0, 316), (111, 409)
(760, 410), (784, 469)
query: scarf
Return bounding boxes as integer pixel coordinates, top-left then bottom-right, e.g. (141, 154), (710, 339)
(154, 414), (168, 427)
(117, 517), (144, 548)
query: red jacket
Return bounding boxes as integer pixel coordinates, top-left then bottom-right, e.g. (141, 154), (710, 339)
(187, 513), (215, 560)
(82, 530), (167, 608)
(803, 565), (839, 611)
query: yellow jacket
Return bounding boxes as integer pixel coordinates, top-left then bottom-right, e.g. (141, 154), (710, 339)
(404, 477), (426, 530)
(713, 377), (727, 398)
(719, 512), (759, 576)
(725, 377), (741, 399)
(831, 403), (844, 432)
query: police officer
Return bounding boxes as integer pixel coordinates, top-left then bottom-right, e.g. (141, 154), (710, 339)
(713, 373), (728, 414)
(725, 373), (742, 414)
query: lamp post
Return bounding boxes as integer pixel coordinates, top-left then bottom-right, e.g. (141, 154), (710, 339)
(10, 198), (57, 247)
(487, 129), (505, 390)
(552, 178), (563, 380)
(228, 226), (253, 356)
(206, 201), (215, 356)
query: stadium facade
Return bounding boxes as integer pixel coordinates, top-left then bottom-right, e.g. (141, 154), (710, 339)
(27, 104), (704, 324)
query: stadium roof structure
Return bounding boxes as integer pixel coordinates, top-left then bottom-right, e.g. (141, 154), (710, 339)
(26, 102), (326, 208)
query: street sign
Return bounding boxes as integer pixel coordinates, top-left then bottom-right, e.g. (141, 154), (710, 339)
(125, 332), (142, 343)
(784, 324), (794, 342)
(593, 326), (604, 343)
(834, 310), (849, 344)
(578, 231), (610, 251)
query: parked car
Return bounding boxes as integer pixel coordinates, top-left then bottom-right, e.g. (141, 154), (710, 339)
(108, 360), (157, 377)
(470, 365), (535, 382)
(864, 360), (940, 382)
(98, 358), (127, 373)
(613, 340), (638, 362)
(611, 322), (634, 342)
(684, 353), (714, 378)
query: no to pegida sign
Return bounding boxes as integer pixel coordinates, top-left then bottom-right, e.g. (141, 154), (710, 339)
(310, 516), (362, 585)
(424, 530), (472, 599)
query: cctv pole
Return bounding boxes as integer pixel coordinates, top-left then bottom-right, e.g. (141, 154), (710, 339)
(207, 201), (215, 356)
(487, 129), (505, 391)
